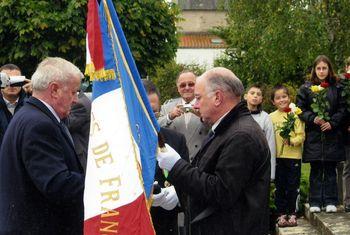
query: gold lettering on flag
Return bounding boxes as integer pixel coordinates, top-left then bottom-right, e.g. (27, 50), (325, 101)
(100, 208), (120, 233)
(90, 111), (122, 233)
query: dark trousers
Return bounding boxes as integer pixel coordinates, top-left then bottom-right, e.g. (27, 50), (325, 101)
(309, 161), (338, 207)
(344, 146), (350, 206)
(275, 158), (301, 214)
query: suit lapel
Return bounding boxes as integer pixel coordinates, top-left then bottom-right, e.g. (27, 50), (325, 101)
(184, 115), (202, 141)
(27, 97), (77, 153)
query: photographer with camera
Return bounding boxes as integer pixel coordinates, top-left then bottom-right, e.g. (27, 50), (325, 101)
(0, 64), (31, 147)
(159, 71), (209, 162)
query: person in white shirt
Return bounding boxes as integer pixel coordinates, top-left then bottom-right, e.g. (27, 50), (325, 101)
(244, 84), (276, 181)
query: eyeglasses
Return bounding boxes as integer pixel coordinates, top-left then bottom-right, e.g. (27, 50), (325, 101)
(178, 82), (195, 89)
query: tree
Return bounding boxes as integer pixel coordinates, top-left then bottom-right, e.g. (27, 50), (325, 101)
(0, 0), (87, 76)
(319, 0), (350, 69)
(0, 0), (179, 77)
(215, 0), (350, 86)
(115, 0), (179, 77)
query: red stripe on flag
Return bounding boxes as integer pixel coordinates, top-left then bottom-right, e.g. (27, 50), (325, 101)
(87, 0), (105, 70)
(84, 194), (155, 235)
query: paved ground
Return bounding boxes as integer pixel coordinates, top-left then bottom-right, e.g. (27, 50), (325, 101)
(277, 204), (350, 235)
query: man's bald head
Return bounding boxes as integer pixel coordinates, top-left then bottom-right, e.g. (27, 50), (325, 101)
(199, 67), (244, 99)
(194, 67), (244, 125)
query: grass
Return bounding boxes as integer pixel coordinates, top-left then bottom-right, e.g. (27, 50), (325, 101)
(299, 163), (310, 214)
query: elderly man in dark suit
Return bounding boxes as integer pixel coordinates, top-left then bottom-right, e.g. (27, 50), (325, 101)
(142, 79), (190, 235)
(0, 57), (85, 234)
(67, 91), (92, 173)
(157, 67), (271, 235)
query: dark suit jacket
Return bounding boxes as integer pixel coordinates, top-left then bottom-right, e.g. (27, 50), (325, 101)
(0, 89), (27, 148)
(169, 102), (271, 235)
(0, 97), (84, 234)
(67, 92), (91, 172)
(151, 127), (189, 235)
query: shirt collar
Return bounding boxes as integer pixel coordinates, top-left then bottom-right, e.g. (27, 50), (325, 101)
(37, 98), (61, 123)
(3, 97), (19, 106)
(211, 110), (230, 133)
(181, 98), (195, 105)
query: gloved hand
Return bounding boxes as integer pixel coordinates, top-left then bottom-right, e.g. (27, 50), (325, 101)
(160, 186), (179, 210)
(157, 143), (181, 171)
(152, 187), (167, 207)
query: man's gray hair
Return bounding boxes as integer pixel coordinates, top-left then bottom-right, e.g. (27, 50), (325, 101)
(31, 57), (83, 91)
(205, 67), (244, 98)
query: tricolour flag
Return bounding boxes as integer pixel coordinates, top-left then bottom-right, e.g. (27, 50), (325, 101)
(84, 0), (159, 234)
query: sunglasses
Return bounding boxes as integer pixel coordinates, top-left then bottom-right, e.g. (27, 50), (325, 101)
(178, 82), (195, 89)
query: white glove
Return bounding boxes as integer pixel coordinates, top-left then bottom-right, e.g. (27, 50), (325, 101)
(152, 188), (167, 207)
(157, 143), (181, 171)
(160, 186), (179, 210)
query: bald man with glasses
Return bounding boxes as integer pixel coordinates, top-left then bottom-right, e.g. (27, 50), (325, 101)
(159, 71), (209, 162)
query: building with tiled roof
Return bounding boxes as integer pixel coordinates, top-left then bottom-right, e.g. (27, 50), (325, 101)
(179, 33), (226, 49)
(172, 0), (228, 68)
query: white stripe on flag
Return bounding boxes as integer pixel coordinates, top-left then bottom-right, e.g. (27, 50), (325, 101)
(84, 89), (143, 220)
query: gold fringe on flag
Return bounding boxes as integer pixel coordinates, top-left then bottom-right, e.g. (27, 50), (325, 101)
(85, 63), (116, 81)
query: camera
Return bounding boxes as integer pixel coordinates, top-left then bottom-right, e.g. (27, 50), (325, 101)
(0, 72), (26, 88)
(179, 103), (193, 113)
(153, 182), (161, 194)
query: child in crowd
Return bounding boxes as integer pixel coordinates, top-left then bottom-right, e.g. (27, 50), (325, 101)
(296, 55), (346, 213)
(270, 85), (305, 227)
(245, 84), (276, 181)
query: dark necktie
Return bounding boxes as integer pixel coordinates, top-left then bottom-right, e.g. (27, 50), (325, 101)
(201, 130), (215, 150)
(60, 121), (74, 146)
(194, 130), (215, 166)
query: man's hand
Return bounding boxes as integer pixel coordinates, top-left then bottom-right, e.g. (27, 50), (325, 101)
(152, 188), (167, 207)
(22, 79), (33, 94)
(160, 186), (178, 210)
(168, 105), (184, 120)
(151, 186), (179, 210)
(157, 144), (181, 171)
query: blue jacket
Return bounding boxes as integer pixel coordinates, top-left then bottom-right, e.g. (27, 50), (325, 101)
(0, 97), (84, 234)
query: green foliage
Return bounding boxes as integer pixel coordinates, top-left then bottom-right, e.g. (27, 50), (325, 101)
(340, 74), (350, 112)
(115, 0), (179, 77)
(0, 0), (87, 76)
(151, 61), (206, 104)
(215, 0), (350, 86)
(0, 0), (179, 78)
(298, 163), (310, 214)
(278, 112), (297, 140)
(310, 85), (330, 121)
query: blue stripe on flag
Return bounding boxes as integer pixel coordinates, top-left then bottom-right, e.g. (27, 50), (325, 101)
(94, 0), (159, 198)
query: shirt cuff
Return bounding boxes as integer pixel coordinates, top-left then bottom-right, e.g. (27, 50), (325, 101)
(166, 114), (173, 125)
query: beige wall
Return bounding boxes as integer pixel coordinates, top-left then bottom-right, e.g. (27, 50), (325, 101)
(177, 10), (227, 33)
(176, 48), (225, 69)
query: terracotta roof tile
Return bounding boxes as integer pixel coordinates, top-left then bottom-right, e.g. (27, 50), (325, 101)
(179, 34), (227, 49)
